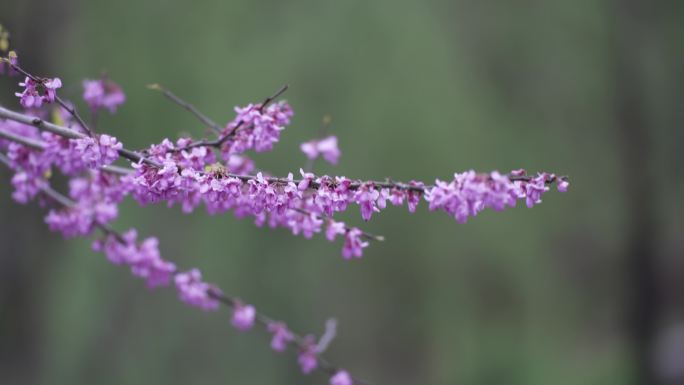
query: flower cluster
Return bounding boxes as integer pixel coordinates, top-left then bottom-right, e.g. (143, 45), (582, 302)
(301, 135), (341, 165)
(83, 78), (126, 113)
(44, 133), (123, 174)
(219, 100), (293, 157)
(425, 170), (567, 223)
(6, 141), (50, 203)
(93, 229), (176, 287)
(45, 170), (130, 237)
(15, 76), (62, 108)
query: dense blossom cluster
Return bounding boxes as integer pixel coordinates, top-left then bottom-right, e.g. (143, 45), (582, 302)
(45, 133), (123, 174)
(219, 101), (293, 158)
(0, 54), (569, 385)
(426, 170), (566, 223)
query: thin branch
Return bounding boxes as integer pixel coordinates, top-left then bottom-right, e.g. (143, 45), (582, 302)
(0, 105), (159, 168)
(147, 84), (223, 134)
(259, 84), (289, 113)
(55, 96), (94, 137)
(0, 127), (46, 150)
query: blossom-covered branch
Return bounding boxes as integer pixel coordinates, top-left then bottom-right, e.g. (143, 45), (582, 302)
(0, 102), (566, 256)
(0, 48), (569, 385)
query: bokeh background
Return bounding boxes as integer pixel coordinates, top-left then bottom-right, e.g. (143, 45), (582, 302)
(1, 0), (682, 384)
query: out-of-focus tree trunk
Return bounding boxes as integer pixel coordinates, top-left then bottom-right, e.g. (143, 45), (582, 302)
(0, 1), (72, 384)
(614, 1), (660, 384)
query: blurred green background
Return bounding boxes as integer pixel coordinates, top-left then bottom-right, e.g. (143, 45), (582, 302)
(1, 0), (683, 384)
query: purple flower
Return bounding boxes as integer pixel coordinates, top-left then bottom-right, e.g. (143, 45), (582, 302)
(300, 141), (318, 160)
(298, 336), (319, 374)
(15, 76), (62, 108)
(300, 135), (341, 165)
(267, 321), (295, 352)
(325, 220), (346, 241)
(174, 268), (220, 310)
(10, 171), (45, 203)
(225, 154), (255, 174)
(557, 178), (569, 193)
(231, 302), (256, 331)
(298, 168), (315, 191)
(353, 184), (379, 221)
(342, 228), (368, 259)
(330, 370), (353, 385)
(523, 173), (549, 208)
(83, 78), (126, 113)
(407, 181), (423, 213)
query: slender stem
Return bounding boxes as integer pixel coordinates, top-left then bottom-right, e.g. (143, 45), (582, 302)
(55, 96), (94, 137)
(90, 109), (99, 132)
(0, 128), (46, 150)
(147, 84), (223, 134)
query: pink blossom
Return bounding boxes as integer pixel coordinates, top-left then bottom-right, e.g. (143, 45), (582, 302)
(174, 269), (220, 310)
(325, 220), (346, 241)
(353, 184), (379, 221)
(342, 228), (368, 259)
(267, 321), (295, 352)
(298, 336), (318, 374)
(330, 370), (353, 385)
(231, 302), (256, 331)
(83, 78), (126, 113)
(300, 135), (341, 165)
